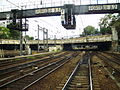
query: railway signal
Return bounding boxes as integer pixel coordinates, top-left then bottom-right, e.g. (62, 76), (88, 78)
(7, 9), (28, 31)
(61, 4), (76, 29)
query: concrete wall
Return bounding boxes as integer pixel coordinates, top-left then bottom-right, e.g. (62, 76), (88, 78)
(49, 45), (63, 52)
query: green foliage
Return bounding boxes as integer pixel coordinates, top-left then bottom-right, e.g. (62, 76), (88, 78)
(0, 22), (20, 39)
(24, 35), (34, 40)
(83, 25), (99, 35)
(15, 58), (21, 61)
(7, 23), (20, 39)
(0, 27), (10, 39)
(99, 14), (113, 28)
(100, 27), (111, 35)
(0, 23), (32, 40)
(27, 56), (36, 59)
(10, 29), (20, 39)
(99, 14), (120, 34)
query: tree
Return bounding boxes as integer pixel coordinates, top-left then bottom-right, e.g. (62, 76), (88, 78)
(99, 14), (113, 28)
(0, 27), (10, 39)
(0, 26), (20, 39)
(9, 29), (20, 39)
(0, 23), (33, 40)
(100, 27), (111, 35)
(24, 35), (34, 40)
(110, 14), (120, 31)
(99, 14), (120, 34)
(83, 25), (99, 36)
(111, 14), (120, 43)
(6, 22), (20, 39)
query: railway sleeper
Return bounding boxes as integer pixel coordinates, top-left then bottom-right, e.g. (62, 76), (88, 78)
(56, 87), (62, 90)
(72, 77), (89, 81)
(7, 84), (28, 90)
(68, 83), (89, 87)
(3, 87), (22, 90)
(92, 69), (101, 89)
(56, 79), (69, 89)
(67, 87), (89, 90)
(75, 72), (88, 75)
(5, 84), (24, 89)
(14, 80), (32, 84)
(93, 84), (101, 88)
(71, 79), (89, 82)
(12, 79), (33, 85)
(94, 88), (101, 90)
(70, 82), (89, 85)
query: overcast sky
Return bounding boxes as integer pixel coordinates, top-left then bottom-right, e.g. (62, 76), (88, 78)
(0, 0), (118, 39)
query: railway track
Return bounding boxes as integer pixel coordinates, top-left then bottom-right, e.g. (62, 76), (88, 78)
(103, 52), (120, 60)
(0, 52), (74, 87)
(98, 52), (120, 65)
(95, 52), (120, 88)
(0, 52), (65, 68)
(0, 52), (77, 90)
(0, 52), (68, 76)
(95, 52), (120, 75)
(57, 52), (100, 90)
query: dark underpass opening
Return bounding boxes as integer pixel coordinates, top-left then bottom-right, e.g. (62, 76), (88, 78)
(63, 41), (112, 51)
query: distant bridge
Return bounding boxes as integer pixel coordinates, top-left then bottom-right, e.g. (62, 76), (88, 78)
(0, 34), (112, 45)
(0, 34), (113, 57)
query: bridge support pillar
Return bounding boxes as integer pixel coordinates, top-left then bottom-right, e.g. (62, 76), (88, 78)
(0, 49), (4, 58)
(111, 26), (119, 52)
(25, 44), (32, 55)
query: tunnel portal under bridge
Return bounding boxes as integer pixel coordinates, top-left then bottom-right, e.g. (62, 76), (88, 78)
(63, 41), (112, 51)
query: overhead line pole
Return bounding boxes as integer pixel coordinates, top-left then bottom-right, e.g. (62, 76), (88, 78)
(107, 0), (108, 3)
(38, 25), (40, 53)
(20, 8), (23, 56)
(6, 0), (23, 56)
(97, 0), (98, 4)
(90, 0), (91, 4)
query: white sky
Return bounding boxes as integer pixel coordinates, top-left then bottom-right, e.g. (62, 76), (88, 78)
(0, 0), (118, 39)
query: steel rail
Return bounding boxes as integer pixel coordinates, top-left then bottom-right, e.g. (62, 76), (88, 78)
(0, 52), (67, 75)
(97, 52), (120, 65)
(0, 51), (63, 67)
(95, 52), (120, 88)
(62, 53), (93, 90)
(96, 53), (120, 73)
(0, 53), (74, 89)
(22, 57), (71, 90)
(62, 59), (82, 90)
(88, 57), (93, 90)
(103, 52), (120, 59)
(0, 52), (72, 87)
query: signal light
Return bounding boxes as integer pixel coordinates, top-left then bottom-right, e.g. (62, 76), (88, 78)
(61, 4), (76, 29)
(11, 9), (18, 25)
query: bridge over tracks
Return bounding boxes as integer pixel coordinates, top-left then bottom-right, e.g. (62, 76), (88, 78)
(0, 35), (112, 45)
(0, 34), (113, 51)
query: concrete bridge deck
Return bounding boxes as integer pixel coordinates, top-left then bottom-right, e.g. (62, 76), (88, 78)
(0, 34), (112, 45)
